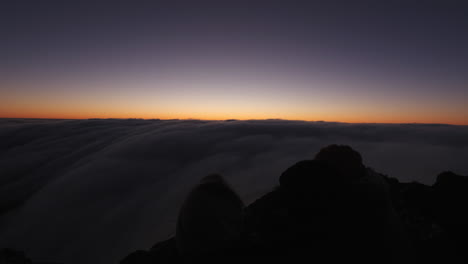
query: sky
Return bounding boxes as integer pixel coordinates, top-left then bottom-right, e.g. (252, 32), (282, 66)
(1, 0), (468, 124)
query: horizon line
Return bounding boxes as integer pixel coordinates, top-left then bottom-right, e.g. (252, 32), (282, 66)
(1, 116), (466, 126)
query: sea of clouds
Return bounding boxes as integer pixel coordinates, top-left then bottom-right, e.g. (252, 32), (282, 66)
(0, 118), (467, 264)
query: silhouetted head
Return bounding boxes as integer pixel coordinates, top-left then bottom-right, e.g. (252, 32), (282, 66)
(314, 145), (366, 179)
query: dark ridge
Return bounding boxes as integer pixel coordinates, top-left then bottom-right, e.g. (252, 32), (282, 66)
(118, 145), (468, 264)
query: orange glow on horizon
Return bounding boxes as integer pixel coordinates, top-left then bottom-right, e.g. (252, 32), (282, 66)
(1, 109), (467, 125)
(2, 79), (467, 125)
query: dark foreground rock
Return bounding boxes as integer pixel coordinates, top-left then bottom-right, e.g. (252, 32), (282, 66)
(0, 248), (62, 264)
(121, 155), (468, 263)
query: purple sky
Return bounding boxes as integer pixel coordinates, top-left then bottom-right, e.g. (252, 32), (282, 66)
(1, 1), (467, 123)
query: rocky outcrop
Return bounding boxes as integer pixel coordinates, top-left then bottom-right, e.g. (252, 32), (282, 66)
(121, 145), (468, 264)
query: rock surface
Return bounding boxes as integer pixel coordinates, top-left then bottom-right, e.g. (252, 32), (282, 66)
(120, 145), (468, 264)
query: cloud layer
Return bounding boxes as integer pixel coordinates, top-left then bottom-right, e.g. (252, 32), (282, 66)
(0, 119), (467, 264)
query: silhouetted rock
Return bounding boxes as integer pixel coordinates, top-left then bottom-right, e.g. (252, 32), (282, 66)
(0, 249), (31, 264)
(279, 159), (341, 194)
(431, 171), (468, 262)
(315, 144), (366, 179)
(243, 188), (291, 249)
(433, 171), (468, 234)
(176, 174), (244, 260)
(120, 238), (179, 264)
(120, 250), (154, 264)
(434, 171), (468, 188)
(0, 248), (63, 264)
(117, 145), (468, 264)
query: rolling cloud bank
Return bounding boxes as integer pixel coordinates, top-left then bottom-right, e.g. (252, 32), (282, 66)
(0, 118), (467, 264)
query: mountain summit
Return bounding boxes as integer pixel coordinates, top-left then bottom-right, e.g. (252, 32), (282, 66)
(120, 145), (468, 264)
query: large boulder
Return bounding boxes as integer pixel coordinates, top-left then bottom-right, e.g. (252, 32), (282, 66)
(433, 171), (468, 232)
(119, 146), (468, 264)
(432, 171), (468, 261)
(314, 144), (366, 179)
(279, 160), (341, 195)
(175, 174), (244, 259)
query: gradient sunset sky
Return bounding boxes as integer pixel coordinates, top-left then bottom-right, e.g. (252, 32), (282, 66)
(1, 1), (467, 124)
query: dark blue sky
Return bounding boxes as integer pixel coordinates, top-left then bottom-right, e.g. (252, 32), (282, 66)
(1, 1), (468, 123)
